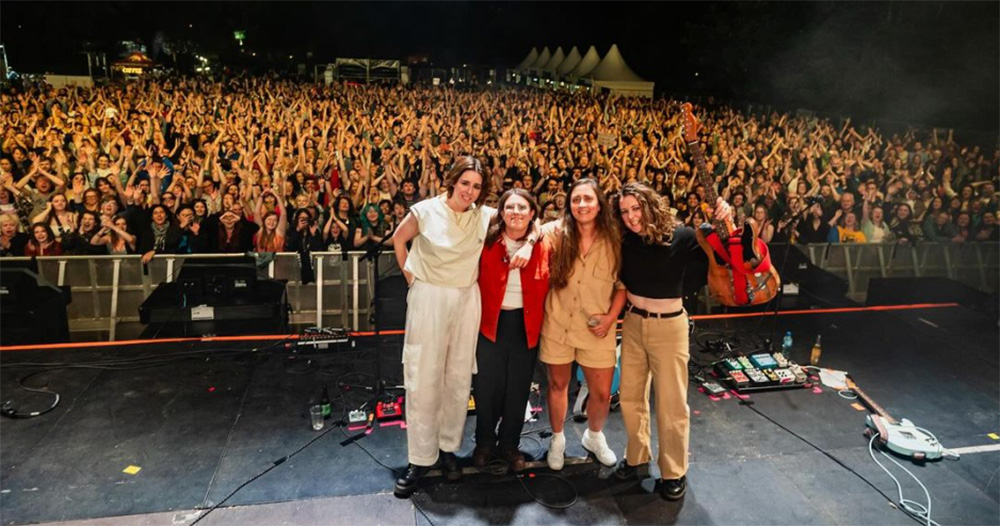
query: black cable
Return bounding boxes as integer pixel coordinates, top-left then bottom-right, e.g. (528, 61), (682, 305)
(738, 399), (930, 526)
(190, 419), (346, 526)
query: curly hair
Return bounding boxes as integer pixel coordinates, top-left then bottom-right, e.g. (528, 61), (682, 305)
(615, 182), (678, 244)
(549, 178), (620, 290)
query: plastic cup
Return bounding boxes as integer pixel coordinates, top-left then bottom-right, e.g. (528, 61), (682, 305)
(310, 405), (325, 431)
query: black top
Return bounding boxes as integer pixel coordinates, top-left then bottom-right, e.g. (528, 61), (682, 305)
(620, 226), (704, 299)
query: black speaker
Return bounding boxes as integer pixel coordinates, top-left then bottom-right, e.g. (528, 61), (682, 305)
(374, 275), (408, 330)
(769, 244), (851, 307)
(176, 256), (257, 304)
(0, 267), (71, 345)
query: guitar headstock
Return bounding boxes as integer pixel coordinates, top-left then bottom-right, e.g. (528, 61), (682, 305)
(680, 102), (700, 143)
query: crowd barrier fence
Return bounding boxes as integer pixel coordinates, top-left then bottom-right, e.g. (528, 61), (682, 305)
(1, 242), (996, 340)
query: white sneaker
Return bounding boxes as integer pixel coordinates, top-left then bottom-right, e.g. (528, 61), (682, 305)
(581, 429), (617, 467)
(547, 431), (566, 471)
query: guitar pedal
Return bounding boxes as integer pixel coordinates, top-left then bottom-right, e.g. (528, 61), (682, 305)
(737, 356), (754, 370)
(702, 380), (727, 395)
(750, 353), (778, 369)
(763, 369), (780, 382)
(773, 353), (789, 368)
(729, 370), (750, 388)
(376, 396), (404, 420)
(722, 358), (743, 371)
(789, 364), (807, 383)
(774, 368), (795, 383)
(744, 368), (768, 384)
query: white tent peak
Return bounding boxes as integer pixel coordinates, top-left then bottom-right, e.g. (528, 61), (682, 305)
(515, 48), (539, 71)
(542, 47), (565, 72)
(557, 46), (582, 76)
(567, 46), (600, 77)
(588, 44), (648, 82)
(529, 47), (551, 70)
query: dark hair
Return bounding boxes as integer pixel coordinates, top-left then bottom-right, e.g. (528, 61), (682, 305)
(443, 155), (490, 208)
(485, 189), (539, 247)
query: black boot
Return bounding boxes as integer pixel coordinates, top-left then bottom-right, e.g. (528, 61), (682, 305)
(440, 451), (462, 481)
(394, 464), (428, 499)
(659, 476), (687, 501)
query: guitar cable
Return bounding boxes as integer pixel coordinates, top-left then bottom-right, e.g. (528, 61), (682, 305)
(738, 399), (943, 526)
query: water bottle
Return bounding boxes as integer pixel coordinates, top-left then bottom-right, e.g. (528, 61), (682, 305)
(781, 331), (793, 360)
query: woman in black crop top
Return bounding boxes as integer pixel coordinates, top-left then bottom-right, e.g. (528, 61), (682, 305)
(612, 182), (730, 501)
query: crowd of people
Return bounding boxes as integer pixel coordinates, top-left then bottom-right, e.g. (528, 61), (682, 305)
(1, 77), (997, 259)
(2, 76), (996, 500)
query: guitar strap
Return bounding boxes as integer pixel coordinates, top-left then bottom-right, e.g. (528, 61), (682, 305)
(705, 228), (774, 305)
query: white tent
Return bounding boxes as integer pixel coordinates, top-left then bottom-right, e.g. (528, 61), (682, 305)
(587, 44), (654, 98)
(567, 46), (600, 78)
(528, 47), (551, 72)
(541, 47), (565, 73)
(556, 46), (582, 76)
(514, 48), (539, 71)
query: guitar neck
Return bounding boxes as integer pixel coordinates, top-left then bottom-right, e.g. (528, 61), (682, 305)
(685, 139), (730, 237)
(848, 378), (898, 425)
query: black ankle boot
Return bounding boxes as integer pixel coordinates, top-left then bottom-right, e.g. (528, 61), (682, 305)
(394, 464), (428, 498)
(440, 451), (461, 481)
(659, 476), (687, 501)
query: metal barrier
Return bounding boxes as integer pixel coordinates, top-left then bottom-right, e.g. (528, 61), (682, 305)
(1, 251), (396, 340)
(1, 242), (996, 340)
(797, 242), (999, 301)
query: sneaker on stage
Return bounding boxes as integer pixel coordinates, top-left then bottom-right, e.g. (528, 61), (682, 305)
(547, 431), (566, 471)
(581, 428), (617, 467)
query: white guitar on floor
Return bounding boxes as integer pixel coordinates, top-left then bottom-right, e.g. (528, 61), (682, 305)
(845, 376), (951, 461)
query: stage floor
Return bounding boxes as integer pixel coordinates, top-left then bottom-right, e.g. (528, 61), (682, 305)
(1, 305), (998, 526)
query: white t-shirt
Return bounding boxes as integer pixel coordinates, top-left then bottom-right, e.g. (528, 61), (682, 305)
(501, 234), (525, 309)
(405, 194), (495, 288)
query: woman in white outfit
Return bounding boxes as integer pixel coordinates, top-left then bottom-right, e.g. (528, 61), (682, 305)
(392, 156), (535, 498)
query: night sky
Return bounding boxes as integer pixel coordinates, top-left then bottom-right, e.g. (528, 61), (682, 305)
(2, 1), (997, 134)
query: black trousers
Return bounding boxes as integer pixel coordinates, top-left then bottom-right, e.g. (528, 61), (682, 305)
(473, 309), (538, 451)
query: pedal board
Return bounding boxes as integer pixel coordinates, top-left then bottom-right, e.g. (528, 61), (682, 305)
(713, 351), (806, 393)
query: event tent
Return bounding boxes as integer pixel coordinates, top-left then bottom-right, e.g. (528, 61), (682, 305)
(556, 46), (582, 76)
(566, 46), (601, 78)
(586, 44), (654, 98)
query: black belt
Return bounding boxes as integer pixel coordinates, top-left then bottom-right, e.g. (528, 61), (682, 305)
(626, 304), (685, 319)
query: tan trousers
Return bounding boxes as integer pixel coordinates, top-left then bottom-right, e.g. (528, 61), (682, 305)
(619, 311), (690, 479)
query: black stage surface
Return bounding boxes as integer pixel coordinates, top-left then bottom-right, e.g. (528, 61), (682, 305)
(1, 305), (998, 525)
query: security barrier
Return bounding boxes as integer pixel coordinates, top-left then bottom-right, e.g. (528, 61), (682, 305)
(1, 242), (996, 340)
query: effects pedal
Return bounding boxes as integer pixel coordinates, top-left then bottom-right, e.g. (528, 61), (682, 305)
(763, 369), (780, 382)
(774, 368), (795, 383)
(376, 396), (404, 420)
(789, 364), (808, 383)
(299, 327), (351, 349)
(773, 353), (789, 368)
(750, 353), (778, 369)
(729, 370), (751, 388)
(737, 356), (754, 370)
(744, 368), (769, 384)
(722, 358), (743, 371)
(702, 380), (727, 395)
(348, 409), (368, 424)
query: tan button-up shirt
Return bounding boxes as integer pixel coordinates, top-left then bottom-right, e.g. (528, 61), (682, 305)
(541, 221), (624, 351)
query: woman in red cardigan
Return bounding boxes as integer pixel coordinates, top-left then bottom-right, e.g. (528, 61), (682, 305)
(473, 189), (551, 473)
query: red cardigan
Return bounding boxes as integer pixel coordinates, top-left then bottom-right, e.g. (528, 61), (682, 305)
(479, 235), (551, 348)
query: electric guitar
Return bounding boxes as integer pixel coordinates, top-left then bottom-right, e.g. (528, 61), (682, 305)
(679, 103), (780, 306)
(845, 375), (945, 461)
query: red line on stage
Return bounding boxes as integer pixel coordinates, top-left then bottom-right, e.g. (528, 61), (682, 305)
(0, 302), (960, 352)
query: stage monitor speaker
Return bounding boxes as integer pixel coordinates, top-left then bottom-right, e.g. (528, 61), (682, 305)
(177, 256), (258, 305)
(0, 267), (71, 346)
(374, 274), (408, 330)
